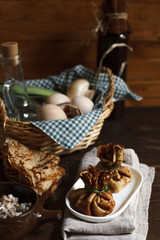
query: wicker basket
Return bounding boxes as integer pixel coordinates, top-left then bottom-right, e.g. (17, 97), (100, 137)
(0, 67), (114, 156)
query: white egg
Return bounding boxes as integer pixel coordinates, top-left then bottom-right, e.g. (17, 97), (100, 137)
(37, 104), (67, 121)
(46, 93), (70, 105)
(72, 96), (94, 114)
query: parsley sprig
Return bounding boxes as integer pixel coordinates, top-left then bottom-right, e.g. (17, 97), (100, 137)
(101, 160), (126, 169)
(101, 162), (120, 169)
(85, 183), (109, 193)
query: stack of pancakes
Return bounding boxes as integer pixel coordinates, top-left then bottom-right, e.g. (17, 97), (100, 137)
(1, 137), (65, 195)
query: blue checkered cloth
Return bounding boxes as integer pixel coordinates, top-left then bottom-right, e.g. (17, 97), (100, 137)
(26, 65), (142, 150)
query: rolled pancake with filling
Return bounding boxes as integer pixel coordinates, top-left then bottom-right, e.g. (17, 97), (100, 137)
(108, 166), (132, 193)
(96, 143), (132, 193)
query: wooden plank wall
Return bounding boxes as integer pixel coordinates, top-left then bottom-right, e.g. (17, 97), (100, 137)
(0, 0), (159, 107)
(127, 0), (160, 107)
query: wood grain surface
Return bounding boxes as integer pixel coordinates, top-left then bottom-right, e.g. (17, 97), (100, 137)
(10, 107), (159, 240)
(0, 0), (160, 107)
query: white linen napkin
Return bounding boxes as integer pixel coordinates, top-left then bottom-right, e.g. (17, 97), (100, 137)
(61, 148), (155, 240)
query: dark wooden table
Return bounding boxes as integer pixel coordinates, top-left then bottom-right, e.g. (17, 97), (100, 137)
(2, 107), (160, 240)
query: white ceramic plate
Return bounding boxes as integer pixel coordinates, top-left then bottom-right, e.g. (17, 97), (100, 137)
(65, 164), (143, 223)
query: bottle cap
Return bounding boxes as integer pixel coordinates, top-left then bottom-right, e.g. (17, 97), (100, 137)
(1, 42), (18, 59)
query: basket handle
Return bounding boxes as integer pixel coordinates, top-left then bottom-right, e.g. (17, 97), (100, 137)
(94, 43), (133, 88)
(93, 43), (133, 109)
(98, 43), (133, 78)
(101, 67), (115, 108)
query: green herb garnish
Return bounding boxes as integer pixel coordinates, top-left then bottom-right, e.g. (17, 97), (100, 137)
(85, 183), (109, 193)
(101, 161), (121, 169)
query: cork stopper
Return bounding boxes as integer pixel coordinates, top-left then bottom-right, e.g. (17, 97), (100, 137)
(1, 41), (18, 59)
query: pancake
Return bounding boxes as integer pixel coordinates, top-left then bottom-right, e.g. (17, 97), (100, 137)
(96, 143), (132, 193)
(97, 143), (125, 167)
(108, 166), (132, 193)
(2, 137), (65, 195)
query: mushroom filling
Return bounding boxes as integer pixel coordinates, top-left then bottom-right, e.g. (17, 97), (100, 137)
(0, 194), (32, 219)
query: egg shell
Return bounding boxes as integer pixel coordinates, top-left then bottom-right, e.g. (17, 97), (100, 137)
(58, 102), (82, 118)
(46, 93), (70, 105)
(37, 104), (67, 121)
(72, 96), (94, 114)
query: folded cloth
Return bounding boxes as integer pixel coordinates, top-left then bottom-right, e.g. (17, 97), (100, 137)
(61, 148), (155, 240)
(26, 65), (142, 150)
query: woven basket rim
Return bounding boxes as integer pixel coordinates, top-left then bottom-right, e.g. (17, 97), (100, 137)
(0, 67), (114, 125)
(0, 67), (114, 155)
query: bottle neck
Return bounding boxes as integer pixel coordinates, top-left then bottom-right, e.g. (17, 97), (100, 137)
(1, 53), (24, 82)
(1, 51), (21, 66)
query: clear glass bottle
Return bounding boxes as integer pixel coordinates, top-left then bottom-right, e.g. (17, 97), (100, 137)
(1, 42), (38, 121)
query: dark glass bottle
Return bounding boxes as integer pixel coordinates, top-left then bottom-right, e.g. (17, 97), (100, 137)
(97, 0), (132, 119)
